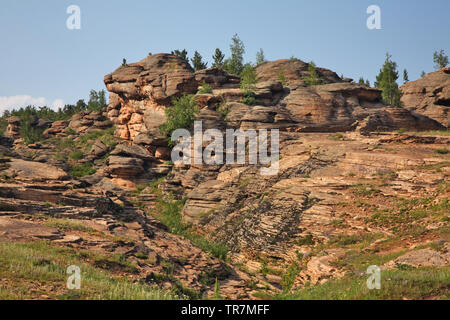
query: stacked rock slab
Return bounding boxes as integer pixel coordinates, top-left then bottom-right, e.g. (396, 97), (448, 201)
(401, 67), (450, 128)
(104, 53), (198, 142)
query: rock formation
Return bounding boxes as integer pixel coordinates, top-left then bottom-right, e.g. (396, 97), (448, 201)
(1, 53), (449, 300)
(401, 67), (450, 127)
(104, 53), (198, 141)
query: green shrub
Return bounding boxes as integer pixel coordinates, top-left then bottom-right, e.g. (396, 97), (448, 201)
(65, 128), (76, 135)
(281, 262), (302, 292)
(70, 163), (96, 177)
(159, 95), (199, 145)
(216, 102), (230, 117)
(69, 151), (84, 160)
(241, 91), (258, 106)
(22, 125), (45, 145)
(240, 64), (258, 92)
(277, 70), (287, 86)
(435, 148), (449, 155)
(152, 195), (229, 260)
(197, 82), (213, 94)
(303, 61), (324, 86)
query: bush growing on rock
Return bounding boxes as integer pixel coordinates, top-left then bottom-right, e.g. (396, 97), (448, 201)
(277, 70), (287, 86)
(197, 82), (213, 94)
(302, 61), (324, 86)
(159, 94), (199, 145)
(240, 64), (259, 92)
(70, 162), (96, 177)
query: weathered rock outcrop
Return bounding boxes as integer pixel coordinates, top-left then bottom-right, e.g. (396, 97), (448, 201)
(401, 67), (450, 127)
(282, 82), (443, 133)
(67, 110), (112, 135)
(4, 116), (21, 139)
(104, 53), (198, 141)
(255, 58), (343, 87)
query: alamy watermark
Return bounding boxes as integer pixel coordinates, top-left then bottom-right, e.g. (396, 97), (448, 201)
(367, 5), (381, 30)
(67, 265), (81, 290)
(366, 265), (381, 290)
(66, 5), (81, 30)
(171, 121), (280, 176)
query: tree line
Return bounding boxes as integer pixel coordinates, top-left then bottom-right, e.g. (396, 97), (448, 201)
(0, 89), (108, 143)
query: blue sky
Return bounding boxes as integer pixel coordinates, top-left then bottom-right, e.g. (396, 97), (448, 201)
(1, 0), (449, 113)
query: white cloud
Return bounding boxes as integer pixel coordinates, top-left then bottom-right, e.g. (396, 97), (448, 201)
(51, 99), (65, 110)
(0, 95), (65, 115)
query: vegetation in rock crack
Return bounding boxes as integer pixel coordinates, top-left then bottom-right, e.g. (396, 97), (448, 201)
(197, 81), (213, 94)
(159, 94), (199, 146)
(240, 64), (259, 92)
(149, 193), (229, 261)
(303, 61), (324, 86)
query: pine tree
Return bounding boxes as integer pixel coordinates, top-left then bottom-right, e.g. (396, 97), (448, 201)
(191, 51), (208, 71)
(433, 50), (449, 70)
(223, 33), (245, 75)
(365, 80), (370, 87)
(358, 77), (365, 85)
(212, 48), (225, 69)
(374, 53), (402, 107)
(403, 69), (409, 84)
(256, 48), (266, 65)
(122, 58), (127, 66)
(303, 61), (323, 86)
(421, 71), (426, 78)
(240, 64), (258, 92)
(171, 49), (189, 63)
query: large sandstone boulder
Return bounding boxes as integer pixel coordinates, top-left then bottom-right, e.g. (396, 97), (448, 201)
(68, 110), (112, 135)
(104, 53), (198, 141)
(255, 59), (342, 87)
(4, 159), (69, 181)
(194, 68), (240, 89)
(401, 67), (450, 127)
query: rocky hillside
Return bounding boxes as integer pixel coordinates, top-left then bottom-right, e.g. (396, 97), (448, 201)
(0, 53), (449, 300)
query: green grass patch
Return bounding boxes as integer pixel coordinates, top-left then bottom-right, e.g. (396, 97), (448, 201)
(70, 163), (96, 177)
(277, 266), (450, 300)
(0, 241), (179, 300)
(350, 184), (381, 197)
(69, 151), (84, 160)
(44, 218), (96, 233)
(435, 148), (449, 155)
(151, 195), (229, 260)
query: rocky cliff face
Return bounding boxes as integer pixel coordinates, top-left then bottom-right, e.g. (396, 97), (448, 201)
(1, 54), (448, 300)
(401, 67), (450, 127)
